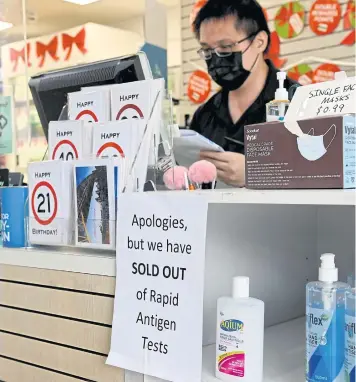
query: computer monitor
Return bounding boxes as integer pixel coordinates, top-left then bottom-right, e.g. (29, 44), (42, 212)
(29, 52), (152, 140)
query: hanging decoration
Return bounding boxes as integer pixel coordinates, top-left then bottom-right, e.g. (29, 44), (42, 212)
(313, 63), (341, 82)
(274, 1), (306, 39)
(36, 36), (60, 68)
(309, 0), (342, 36)
(265, 31), (287, 68)
(341, 0), (355, 45)
(190, 0), (208, 32)
(287, 64), (314, 85)
(187, 70), (211, 104)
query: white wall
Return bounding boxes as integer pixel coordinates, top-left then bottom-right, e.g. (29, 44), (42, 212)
(116, 6), (182, 69)
(181, 0), (356, 101)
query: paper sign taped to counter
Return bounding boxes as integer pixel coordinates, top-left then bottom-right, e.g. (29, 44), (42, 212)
(284, 75), (356, 137)
(107, 193), (208, 382)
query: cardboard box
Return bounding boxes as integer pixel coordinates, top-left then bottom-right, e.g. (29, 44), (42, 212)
(245, 114), (355, 189)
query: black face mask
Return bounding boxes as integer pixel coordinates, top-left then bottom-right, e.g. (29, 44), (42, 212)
(207, 42), (257, 91)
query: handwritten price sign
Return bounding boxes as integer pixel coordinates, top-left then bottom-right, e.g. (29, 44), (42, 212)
(285, 77), (355, 122)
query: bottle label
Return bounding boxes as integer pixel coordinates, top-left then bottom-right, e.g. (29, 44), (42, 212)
(217, 318), (245, 377)
(306, 307), (345, 382)
(345, 314), (356, 382)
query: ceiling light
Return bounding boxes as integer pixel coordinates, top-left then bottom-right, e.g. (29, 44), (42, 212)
(63, 0), (100, 5)
(0, 21), (13, 32)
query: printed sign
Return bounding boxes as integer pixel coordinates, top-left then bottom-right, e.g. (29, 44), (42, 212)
(48, 121), (92, 161)
(68, 90), (110, 122)
(187, 70), (212, 104)
(0, 96), (13, 155)
(31, 181), (58, 226)
(111, 80), (152, 121)
(275, 1), (306, 39)
(313, 63), (341, 83)
(284, 76), (356, 136)
(28, 161), (73, 245)
(309, 0), (342, 35)
(93, 121), (140, 160)
(107, 193), (208, 382)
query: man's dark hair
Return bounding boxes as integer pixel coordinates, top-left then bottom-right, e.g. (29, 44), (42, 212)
(193, 0), (271, 53)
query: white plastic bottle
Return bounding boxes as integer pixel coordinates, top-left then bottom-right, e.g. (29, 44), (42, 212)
(306, 254), (350, 382)
(216, 276), (264, 382)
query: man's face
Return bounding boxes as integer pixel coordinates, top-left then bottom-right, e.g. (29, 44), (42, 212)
(199, 15), (259, 71)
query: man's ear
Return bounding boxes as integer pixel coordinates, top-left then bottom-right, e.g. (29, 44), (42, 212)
(255, 31), (268, 53)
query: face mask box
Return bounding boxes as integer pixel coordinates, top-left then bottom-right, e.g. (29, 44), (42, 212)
(244, 114), (355, 189)
(49, 121), (93, 161)
(68, 89), (110, 123)
(28, 161), (74, 245)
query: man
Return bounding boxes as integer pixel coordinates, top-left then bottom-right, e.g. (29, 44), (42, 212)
(190, 0), (297, 187)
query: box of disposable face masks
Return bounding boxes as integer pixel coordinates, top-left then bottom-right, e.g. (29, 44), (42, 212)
(244, 114), (356, 189)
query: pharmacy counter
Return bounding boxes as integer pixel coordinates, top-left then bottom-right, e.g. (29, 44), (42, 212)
(0, 247), (305, 382)
(0, 189), (354, 381)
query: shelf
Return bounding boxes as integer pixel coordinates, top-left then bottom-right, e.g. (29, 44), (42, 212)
(175, 188), (356, 206)
(202, 317), (305, 382)
(0, 247), (116, 276)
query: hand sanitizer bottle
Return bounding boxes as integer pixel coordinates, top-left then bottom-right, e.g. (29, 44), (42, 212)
(216, 277), (264, 381)
(345, 287), (355, 382)
(306, 254), (350, 382)
(266, 71), (290, 122)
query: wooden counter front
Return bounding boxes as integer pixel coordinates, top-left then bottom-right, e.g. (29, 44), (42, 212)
(0, 263), (123, 382)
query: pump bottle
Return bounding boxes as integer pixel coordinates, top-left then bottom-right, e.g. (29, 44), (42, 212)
(216, 277), (264, 382)
(266, 71), (290, 122)
(306, 254), (350, 382)
(345, 287), (355, 381)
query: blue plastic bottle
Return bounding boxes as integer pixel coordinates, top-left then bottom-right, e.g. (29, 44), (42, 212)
(345, 288), (355, 382)
(306, 253), (350, 382)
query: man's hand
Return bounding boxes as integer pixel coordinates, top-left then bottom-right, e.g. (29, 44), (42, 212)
(200, 151), (245, 187)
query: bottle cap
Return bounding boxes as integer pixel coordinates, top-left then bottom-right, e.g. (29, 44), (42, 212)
(233, 276), (249, 298)
(275, 71), (289, 101)
(319, 253), (338, 282)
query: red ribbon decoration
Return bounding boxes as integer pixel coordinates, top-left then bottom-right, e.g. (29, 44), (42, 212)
(62, 27), (88, 61)
(264, 31), (287, 69)
(10, 43), (31, 72)
(36, 36), (60, 68)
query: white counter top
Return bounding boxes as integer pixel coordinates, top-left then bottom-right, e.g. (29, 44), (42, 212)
(170, 188), (356, 206)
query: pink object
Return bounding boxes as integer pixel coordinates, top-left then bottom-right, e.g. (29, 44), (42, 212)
(163, 166), (189, 190)
(188, 160), (217, 184)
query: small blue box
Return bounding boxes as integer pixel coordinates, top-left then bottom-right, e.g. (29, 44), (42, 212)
(1, 187), (29, 248)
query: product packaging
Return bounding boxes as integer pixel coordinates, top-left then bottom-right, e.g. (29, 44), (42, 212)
(1, 187), (28, 248)
(216, 276), (264, 382)
(110, 78), (165, 165)
(28, 161), (74, 246)
(68, 89), (110, 122)
(245, 114), (355, 189)
(48, 121), (93, 160)
(345, 288), (355, 382)
(306, 254), (350, 381)
(73, 158), (118, 250)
